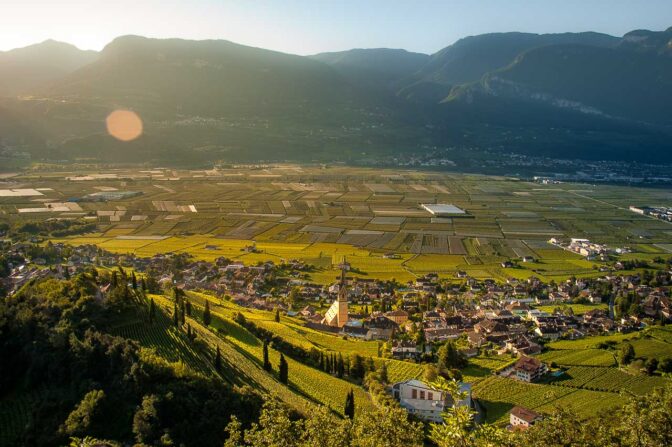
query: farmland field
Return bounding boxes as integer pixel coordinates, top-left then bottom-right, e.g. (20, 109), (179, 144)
(473, 376), (624, 424)
(3, 165), (672, 284)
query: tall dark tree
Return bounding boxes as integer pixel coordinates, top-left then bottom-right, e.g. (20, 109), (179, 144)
(149, 298), (156, 324)
(131, 272), (137, 290)
(203, 300), (211, 326)
(274, 308), (280, 323)
(186, 300), (192, 317)
(350, 354), (366, 380)
(437, 340), (466, 369)
(337, 354), (345, 378)
(379, 361), (389, 384)
(344, 389), (355, 419)
(619, 342), (636, 365)
(263, 340), (272, 372)
(366, 356), (375, 372)
(214, 346), (222, 371)
(278, 354), (289, 384)
(141, 277), (147, 292)
(173, 303), (179, 327)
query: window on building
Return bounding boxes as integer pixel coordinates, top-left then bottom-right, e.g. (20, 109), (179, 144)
(428, 392), (433, 400)
(420, 391), (425, 399)
(412, 389), (417, 399)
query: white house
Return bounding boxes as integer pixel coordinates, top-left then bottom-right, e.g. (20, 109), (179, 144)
(390, 379), (471, 423)
(510, 406), (542, 430)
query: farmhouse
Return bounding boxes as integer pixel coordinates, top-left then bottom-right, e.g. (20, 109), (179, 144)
(384, 309), (409, 325)
(510, 356), (548, 383)
(509, 406), (542, 430)
(390, 379), (472, 423)
(391, 340), (421, 360)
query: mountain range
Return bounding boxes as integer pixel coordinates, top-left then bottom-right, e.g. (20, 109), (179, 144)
(0, 27), (670, 165)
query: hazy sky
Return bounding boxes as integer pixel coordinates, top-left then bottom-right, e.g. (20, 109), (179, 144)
(2, 0), (670, 55)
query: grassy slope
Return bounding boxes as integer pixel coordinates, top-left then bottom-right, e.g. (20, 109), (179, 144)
(152, 294), (375, 416)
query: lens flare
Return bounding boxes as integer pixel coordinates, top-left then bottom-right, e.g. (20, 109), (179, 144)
(106, 109), (143, 141)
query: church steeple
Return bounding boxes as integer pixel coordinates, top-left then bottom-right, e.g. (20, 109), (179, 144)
(321, 257), (350, 327)
(338, 257), (350, 302)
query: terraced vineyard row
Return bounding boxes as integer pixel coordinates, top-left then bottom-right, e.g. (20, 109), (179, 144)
(111, 304), (216, 377)
(154, 294), (374, 416)
(187, 291), (380, 357)
(538, 349), (616, 367)
(581, 367), (670, 395)
(472, 376), (625, 424)
(386, 360), (424, 384)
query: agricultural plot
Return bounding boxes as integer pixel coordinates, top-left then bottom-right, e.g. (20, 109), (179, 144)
(535, 303), (609, 315)
(473, 376), (625, 424)
(538, 349), (616, 367)
(5, 165), (672, 283)
(111, 310), (217, 377)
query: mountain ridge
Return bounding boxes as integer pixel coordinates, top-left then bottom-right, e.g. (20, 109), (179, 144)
(0, 28), (670, 165)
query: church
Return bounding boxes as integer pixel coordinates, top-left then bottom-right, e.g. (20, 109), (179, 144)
(321, 260), (350, 327)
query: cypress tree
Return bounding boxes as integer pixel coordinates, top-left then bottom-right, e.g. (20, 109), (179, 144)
(173, 303), (179, 327)
(203, 300), (211, 326)
(337, 354), (344, 378)
(186, 300), (192, 317)
(111, 271), (118, 288)
(366, 356), (375, 372)
(379, 361), (389, 384)
(214, 346), (222, 371)
(350, 354), (365, 380)
(279, 354), (288, 384)
(149, 298), (156, 324)
(141, 277), (147, 292)
(274, 308), (280, 323)
(131, 272), (137, 290)
(180, 302), (186, 324)
(263, 340), (272, 371)
(344, 389), (355, 419)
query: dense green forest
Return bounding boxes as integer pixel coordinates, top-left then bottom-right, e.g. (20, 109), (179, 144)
(0, 272), (262, 446)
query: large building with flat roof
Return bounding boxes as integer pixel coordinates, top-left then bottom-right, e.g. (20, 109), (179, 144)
(421, 203), (466, 216)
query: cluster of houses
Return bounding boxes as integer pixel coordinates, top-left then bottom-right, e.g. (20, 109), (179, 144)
(549, 237), (615, 259)
(629, 205), (672, 223)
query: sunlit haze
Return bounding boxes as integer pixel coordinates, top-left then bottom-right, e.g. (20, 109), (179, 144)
(1, 0), (671, 54)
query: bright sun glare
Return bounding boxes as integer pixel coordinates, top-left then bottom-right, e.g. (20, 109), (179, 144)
(106, 109), (143, 141)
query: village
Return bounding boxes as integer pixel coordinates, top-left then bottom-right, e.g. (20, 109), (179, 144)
(2, 239), (671, 430)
